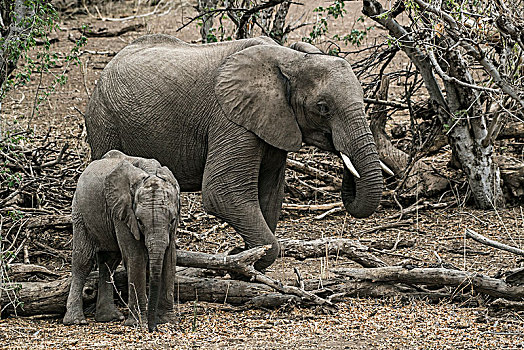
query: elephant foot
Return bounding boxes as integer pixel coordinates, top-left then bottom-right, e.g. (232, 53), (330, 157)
(63, 311), (88, 326)
(95, 306), (125, 323)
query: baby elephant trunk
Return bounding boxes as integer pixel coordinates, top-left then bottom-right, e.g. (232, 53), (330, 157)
(147, 243), (166, 332)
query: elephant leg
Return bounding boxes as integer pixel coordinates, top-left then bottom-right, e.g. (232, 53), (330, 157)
(258, 145), (287, 233)
(202, 129), (280, 271)
(157, 240), (176, 325)
(63, 214), (95, 325)
(124, 252), (148, 327)
(95, 251), (124, 322)
(116, 223), (148, 327)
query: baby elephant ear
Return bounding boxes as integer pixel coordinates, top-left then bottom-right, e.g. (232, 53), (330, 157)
(215, 45), (302, 152)
(104, 161), (146, 241)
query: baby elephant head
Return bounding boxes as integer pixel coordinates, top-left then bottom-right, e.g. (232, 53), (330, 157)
(105, 161), (180, 331)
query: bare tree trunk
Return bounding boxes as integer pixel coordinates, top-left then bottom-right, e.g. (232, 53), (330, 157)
(0, 0), (33, 87)
(197, 0), (220, 43)
(442, 50), (505, 208)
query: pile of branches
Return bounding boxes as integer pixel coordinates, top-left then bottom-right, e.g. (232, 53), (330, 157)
(0, 128), (86, 311)
(0, 131), (83, 215)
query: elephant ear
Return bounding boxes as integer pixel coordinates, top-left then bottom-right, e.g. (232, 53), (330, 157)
(215, 45), (302, 152)
(289, 42), (323, 54)
(104, 161), (147, 241)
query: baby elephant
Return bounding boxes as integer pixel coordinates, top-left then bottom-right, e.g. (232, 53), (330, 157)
(63, 150), (180, 332)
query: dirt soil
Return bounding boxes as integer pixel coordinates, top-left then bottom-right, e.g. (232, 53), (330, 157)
(1, 1), (524, 349)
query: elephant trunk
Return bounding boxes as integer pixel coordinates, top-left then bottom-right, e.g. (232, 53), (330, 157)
(147, 242), (166, 332)
(333, 112), (383, 218)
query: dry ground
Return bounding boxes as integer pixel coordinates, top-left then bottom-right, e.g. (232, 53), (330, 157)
(1, 1), (524, 349)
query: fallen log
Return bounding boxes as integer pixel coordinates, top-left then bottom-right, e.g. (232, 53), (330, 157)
(498, 122), (524, 139)
(0, 246), (333, 316)
(25, 214), (72, 229)
(1, 266), (458, 317)
(333, 266), (524, 300)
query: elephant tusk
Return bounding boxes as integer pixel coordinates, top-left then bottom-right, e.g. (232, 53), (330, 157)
(380, 160), (395, 176)
(341, 153), (360, 179)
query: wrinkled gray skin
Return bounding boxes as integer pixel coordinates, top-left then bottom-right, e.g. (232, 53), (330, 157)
(86, 35), (382, 271)
(63, 150), (180, 332)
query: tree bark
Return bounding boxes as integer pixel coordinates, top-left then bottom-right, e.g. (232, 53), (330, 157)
(270, 1), (290, 43)
(442, 50), (505, 208)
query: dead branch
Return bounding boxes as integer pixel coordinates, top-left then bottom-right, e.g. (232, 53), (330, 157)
(498, 122), (524, 139)
(7, 263), (59, 281)
(314, 206), (344, 220)
(32, 241), (70, 261)
(192, 222), (229, 241)
(364, 97), (409, 109)
(385, 201), (451, 221)
(333, 266), (524, 300)
(24, 214), (72, 229)
(179, 246), (332, 307)
(465, 228), (524, 257)
(280, 238), (388, 268)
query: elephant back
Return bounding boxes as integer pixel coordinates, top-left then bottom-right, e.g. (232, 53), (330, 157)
(129, 34), (187, 47)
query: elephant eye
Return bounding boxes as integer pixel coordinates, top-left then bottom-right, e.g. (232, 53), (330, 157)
(136, 217), (145, 230)
(317, 101), (330, 115)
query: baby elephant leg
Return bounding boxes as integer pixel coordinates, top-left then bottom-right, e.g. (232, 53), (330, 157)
(95, 251), (124, 322)
(63, 216), (95, 325)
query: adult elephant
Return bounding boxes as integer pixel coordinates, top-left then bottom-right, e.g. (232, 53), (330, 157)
(85, 34), (384, 271)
